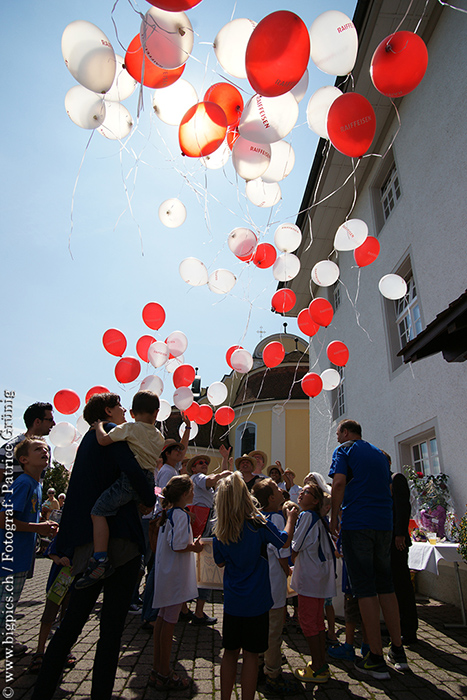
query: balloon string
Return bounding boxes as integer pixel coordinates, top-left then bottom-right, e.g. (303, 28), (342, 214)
(436, 0), (467, 12)
(340, 276), (373, 343)
(68, 131), (95, 260)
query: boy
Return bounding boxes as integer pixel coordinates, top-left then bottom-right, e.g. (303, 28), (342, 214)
(252, 478), (302, 695)
(76, 391), (163, 588)
(0, 438), (58, 654)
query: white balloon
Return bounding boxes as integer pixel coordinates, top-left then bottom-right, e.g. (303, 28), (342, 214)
(208, 269), (237, 294)
(179, 258), (208, 286)
(76, 415), (89, 436)
(231, 348), (253, 374)
(200, 138), (231, 169)
(98, 101), (133, 140)
(239, 93), (299, 144)
(148, 340), (169, 368)
(173, 386), (194, 411)
(166, 355), (185, 373)
(378, 274), (408, 300)
(49, 422), (76, 448)
(140, 7), (194, 69)
(214, 18), (256, 79)
(262, 141), (295, 183)
(207, 381), (228, 406)
(273, 253), (301, 282)
(245, 179), (281, 208)
(232, 137), (271, 181)
(158, 199), (187, 228)
(309, 11), (358, 76)
(152, 79), (197, 126)
(139, 374), (164, 396)
(65, 86), (106, 130)
(179, 421), (198, 440)
(311, 260), (340, 287)
(228, 227), (257, 259)
(291, 70), (309, 103)
(306, 86), (342, 139)
(61, 20), (116, 94)
(334, 219), (368, 251)
(274, 223), (302, 253)
(321, 368), (341, 391)
(104, 55), (137, 102)
(157, 399), (172, 422)
(166, 330), (188, 358)
(54, 443), (78, 467)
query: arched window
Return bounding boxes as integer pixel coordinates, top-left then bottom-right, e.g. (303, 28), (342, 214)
(235, 422), (256, 457)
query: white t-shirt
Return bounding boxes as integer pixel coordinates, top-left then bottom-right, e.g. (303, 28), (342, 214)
(153, 507), (198, 608)
(291, 510), (336, 599)
(191, 473), (214, 508)
(288, 484), (301, 504)
(108, 422), (164, 474)
(266, 511), (290, 609)
(154, 463), (179, 514)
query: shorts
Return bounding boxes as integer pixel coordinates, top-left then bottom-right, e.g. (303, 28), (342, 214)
(91, 470), (154, 517)
(158, 602), (182, 624)
(298, 595), (325, 637)
(341, 529), (394, 598)
(222, 611), (269, 653)
(344, 593), (362, 625)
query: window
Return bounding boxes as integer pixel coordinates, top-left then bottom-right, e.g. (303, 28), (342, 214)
(332, 366), (345, 421)
(371, 152), (402, 234)
(333, 281), (341, 311)
(397, 422), (442, 477)
(411, 437), (440, 476)
(235, 422), (256, 457)
(380, 163), (401, 223)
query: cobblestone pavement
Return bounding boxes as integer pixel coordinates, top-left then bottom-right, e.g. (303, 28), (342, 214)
(2, 557), (467, 699)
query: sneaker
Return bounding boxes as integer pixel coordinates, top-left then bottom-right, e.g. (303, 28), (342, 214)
(128, 604), (142, 614)
(13, 641), (28, 656)
(326, 634), (340, 648)
(75, 556), (114, 589)
(265, 674), (303, 695)
(354, 652), (390, 680)
(387, 644), (409, 671)
(191, 613), (217, 626)
(328, 642), (355, 660)
(178, 609), (195, 622)
(360, 643), (370, 657)
(294, 665), (330, 683)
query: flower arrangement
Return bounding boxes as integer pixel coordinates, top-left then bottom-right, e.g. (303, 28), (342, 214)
(403, 466), (454, 540)
(452, 507), (467, 564)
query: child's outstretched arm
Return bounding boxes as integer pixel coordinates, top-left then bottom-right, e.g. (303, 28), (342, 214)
(92, 420), (113, 446)
(219, 444), (232, 471)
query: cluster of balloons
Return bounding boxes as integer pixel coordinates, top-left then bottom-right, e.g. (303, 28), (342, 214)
(300, 340), (349, 398)
(62, 20), (136, 139)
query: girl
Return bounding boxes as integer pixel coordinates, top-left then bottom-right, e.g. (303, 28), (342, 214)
(213, 472), (298, 700)
(291, 483), (336, 684)
(150, 475), (203, 690)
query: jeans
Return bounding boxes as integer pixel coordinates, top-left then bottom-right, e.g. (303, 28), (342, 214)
(31, 555), (141, 700)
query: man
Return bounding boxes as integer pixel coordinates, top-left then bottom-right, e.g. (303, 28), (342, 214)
(329, 419), (408, 680)
(31, 393), (156, 700)
(237, 454), (262, 491)
(0, 402), (55, 484)
(248, 449), (268, 476)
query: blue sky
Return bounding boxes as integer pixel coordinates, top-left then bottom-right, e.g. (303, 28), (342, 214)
(0, 0), (356, 433)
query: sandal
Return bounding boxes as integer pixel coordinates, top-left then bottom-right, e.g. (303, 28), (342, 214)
(148, 669), (190, 690)
(27, 652), (44, 674)
(65, 652), (77, 668)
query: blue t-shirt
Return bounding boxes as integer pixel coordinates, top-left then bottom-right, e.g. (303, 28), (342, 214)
(0, 473), (42, 576)
(213, 519), (287, 617)
(329, 440), (392, 530)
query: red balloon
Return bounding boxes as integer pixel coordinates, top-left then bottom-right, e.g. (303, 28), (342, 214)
(226, 126), (240, 150)
(197, 404), (213, 425)
(215, 406), (235, 426)
(309, 298), (334, 327)
(179, 102), (228, 158)
(263, 341), (285, 368)
(204, 83), (244, 127)
(297, 308), (320, 337)
(327, 341), (349, 367)
(226, 345), (243, 368)
(245, 11), (310, 97)
(327, 93), (376, 158)
(136, 335), (156, 363)
(253, 243), (277, 269)
(371, 31), (428, 98)
(85, 386), (110, 403)
(301, 372), (323, 398)
(146, 0), (202, 10)
(103, 328), (127, 357)
(115, 357), (141, 384)
(142, 302), (166, 330)
(125, 34), (185, 88)
(354, 235), (380, 267)
(173, 364), (196, 388)
(184, 401), (200, 422)
(271, 289), (296, 313)
(54, 389), (81, 415)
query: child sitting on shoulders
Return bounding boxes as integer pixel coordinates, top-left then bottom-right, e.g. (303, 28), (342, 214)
(76, 390), (163, 588)
(213, 472), (298, 700)
(291, 483), (336, 684)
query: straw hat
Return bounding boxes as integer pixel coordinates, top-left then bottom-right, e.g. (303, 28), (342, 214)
(235, 454), (256, 470)
(161, 438), (183, 456)
(267, 464), (284, 478)
(248, 450), (268, 469)
(186, 454), (211, 475)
